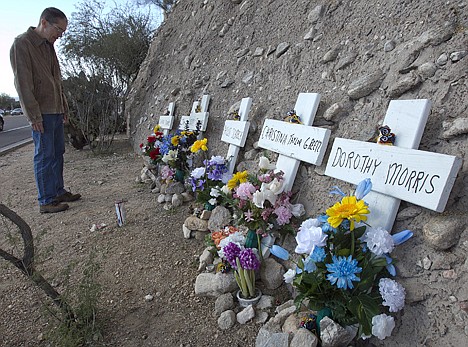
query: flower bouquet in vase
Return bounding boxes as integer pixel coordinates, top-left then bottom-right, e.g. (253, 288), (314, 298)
(272, 179), (413, 341)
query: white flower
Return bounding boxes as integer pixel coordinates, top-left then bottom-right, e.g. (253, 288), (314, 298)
(162, 149), (178, 163)
(252, 189), (277, 208)
(208, 198), (217, 206)
(210, 155), (225, 165)
(210, 187), (220, 197)
(295, 219), (328, 254)
(258, 156), (276, 170)
(221, 185), (230, 194)
(371, 313), (395, 340)
(290, 203), (305, 217)
(379, 278), (406, 312)
(362, 227), (395, 256)
(283, 269), (296, 283)
(261, 178), (284, 195)
(190, 167), (206, 179)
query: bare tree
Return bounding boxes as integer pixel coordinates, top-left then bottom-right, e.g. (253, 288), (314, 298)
(132, 0), (177, 15)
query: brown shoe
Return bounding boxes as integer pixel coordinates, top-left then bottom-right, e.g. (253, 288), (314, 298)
(40, 201), (69, 213)
(55, 191), (81, 203)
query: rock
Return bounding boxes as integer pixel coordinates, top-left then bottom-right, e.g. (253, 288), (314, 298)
(171, 193), (183, 207)
(303, 27), (317, 41)
(253, 47), (264, 56)
(449, 51), (467, 62)
(417, 62), (437, 79)
(275, 42), (290, 58)
(441, 118), (468, 139)
(207, 206), (231, 231)
(194, 272), (237, 297)
(347, 70), (385, 99)
(200, 210), (212, 220)
(320, 317), (356, 347)
(166, 181), (185, 194)
(218, 310), (236, 330)
(323, 102), (350, 121)
(163, 203), (172, 210)
(335, 51), (357, 70)
(181, 192), (194, 202)
(260, 257), (285, 290)
(242, 70), (254, 84)
(422, 256), (432, 270)
(257, 295), (275, 310)
(282, 313), (301, 334)
(164, 194), (173, 202)
(276, 299), (295, 314)
(396, 206), (422, 221)
(237, 305), (255, 324)
(436, 53), (449, 66)
(198, 246), (214, 272)
(264, 305), (297, 332)
(215, 293), (234, 315)
(290, 328), (318, 347)
(442, 269), (457, 279)
(322, 47), (340, 63)
(388, 71), (421, 97)
(422, 216), (466, 250)
(144, 294), (154, 301)
(384, 40), (396, 52)
(184, 215), (209, 231)
(231, 0), (243, 4)
(308, 5), (324, 24)
(182, 224), (192, 239)
(255, 328), (290, 347)
(255, 311), (269, 324)
(157, 194), (166, 203)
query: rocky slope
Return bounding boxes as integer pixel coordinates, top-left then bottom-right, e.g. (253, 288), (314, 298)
(126, 0), (468, 346)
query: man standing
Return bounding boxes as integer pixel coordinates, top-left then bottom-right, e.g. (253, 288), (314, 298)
(10, 7), (81, 213)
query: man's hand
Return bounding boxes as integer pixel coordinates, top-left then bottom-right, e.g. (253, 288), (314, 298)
(32, 122), (44, 133)
(63, 113), (68, 124)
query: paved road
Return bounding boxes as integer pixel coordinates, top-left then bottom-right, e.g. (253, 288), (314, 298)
(0, 115), (32, 155)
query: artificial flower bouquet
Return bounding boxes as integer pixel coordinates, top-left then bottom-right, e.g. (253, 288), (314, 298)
(139, 125), (165, 165)
(272, 179), (412, 340)
(226, 156), (305, 248)
(189, 155), (230, 209)
(216, 229), (261, 299)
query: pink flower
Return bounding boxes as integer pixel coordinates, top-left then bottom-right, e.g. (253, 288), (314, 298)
(275, 205), (292, 225)
(235, 182), (257, 200)
(244, 210), (254, 222)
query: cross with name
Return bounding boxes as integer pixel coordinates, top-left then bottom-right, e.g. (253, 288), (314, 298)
(158, 102), (175, 135)
(258, 92), (331, 192)
(221, 97), (252, 174)
(179, 95), (211, 132)
(324, 99), (462, 231)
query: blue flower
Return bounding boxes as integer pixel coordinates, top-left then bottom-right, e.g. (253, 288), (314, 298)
(329, 186), (345, 197)
(303, 256), (317, 273)
(355, 178), (372, 200)
(310, 247), (326, 263)
(326, 255), (362, 289)
(392, 230), (413, 245)
(318, 214), (337, 233)
(270, 245), (290, 260)
(385, 254), (396, 276)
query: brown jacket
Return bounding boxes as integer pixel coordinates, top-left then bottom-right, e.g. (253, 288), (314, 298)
(10, 27), (68, 124)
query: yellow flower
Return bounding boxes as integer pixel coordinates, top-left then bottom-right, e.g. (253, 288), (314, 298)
(326, 196), (369, 230)
(227, 170), (248, 190)
(171, 135), (180, 146)
(153, 124), (161, 133)
(190, 138), (208, 153)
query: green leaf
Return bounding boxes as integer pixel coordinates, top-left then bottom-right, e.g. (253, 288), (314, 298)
(348, 295), (381, 336)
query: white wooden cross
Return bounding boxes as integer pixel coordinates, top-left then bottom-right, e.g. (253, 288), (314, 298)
(258, 92), (330, 191)
(179, 95), (211, 132)
(257, 93), (330, 255)
(324, 99), (462, 231)
(221, 97), (252, 174)
(158, 102), (175, 135)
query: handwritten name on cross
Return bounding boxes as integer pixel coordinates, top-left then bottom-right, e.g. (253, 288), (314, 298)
(221, 97), (252, 174)
(325, 99), (462, 231)
(179, 95), (211, 131)
(158, 102), (175, 135)
(258, 93), (330, 192)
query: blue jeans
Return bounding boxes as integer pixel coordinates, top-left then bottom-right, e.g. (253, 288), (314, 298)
(32, 114), (66, 205)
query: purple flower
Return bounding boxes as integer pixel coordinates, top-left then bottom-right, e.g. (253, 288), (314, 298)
(223, 242), (242, 268)
(239, 248), (261, 271)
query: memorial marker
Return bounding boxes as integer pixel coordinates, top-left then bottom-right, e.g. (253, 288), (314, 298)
(221, 97), (252, 174)
(179, 95), (211, 131)
(158, 102), (175, 135)
(325, 99), (462, 230)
